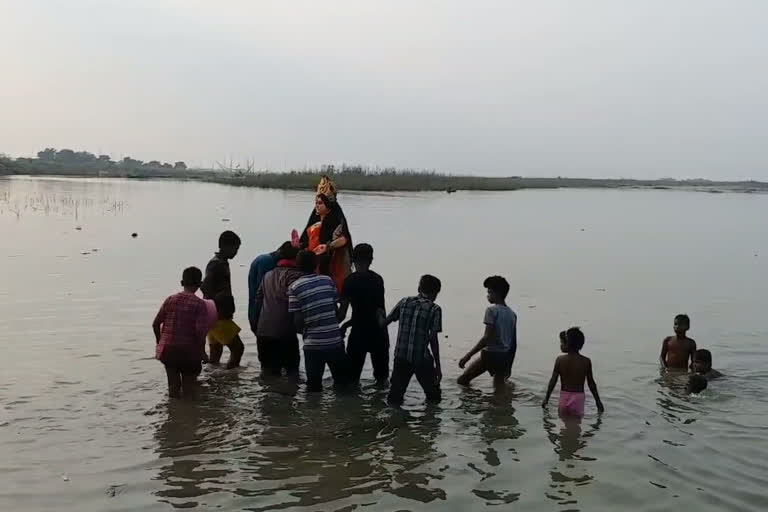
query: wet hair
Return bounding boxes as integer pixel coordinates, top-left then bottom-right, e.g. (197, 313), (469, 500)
(276, 241), (298, 261)
(353, 243), (374, 265)
(483, 275), (510, 299)
(181, 266), (202, 286)
(695, 349), (712, 365)
(675, 314), (690, 327)
(214, 293), (235, 320)
(687, 374), (708, 394)
(418, 274), (442, 296)
(218, 230), (241, 249)
(564, 327), (585, 352)
(296, 250), (317, 273)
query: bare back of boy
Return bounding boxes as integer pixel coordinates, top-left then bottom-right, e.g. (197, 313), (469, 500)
(557, 353), (592, 392)
(662, 336), (696, 370)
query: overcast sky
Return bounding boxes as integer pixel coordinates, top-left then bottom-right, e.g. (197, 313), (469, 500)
(2, 1), (767, 179)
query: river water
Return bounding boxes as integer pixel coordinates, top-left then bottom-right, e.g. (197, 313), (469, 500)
(1, 176), (767, 511)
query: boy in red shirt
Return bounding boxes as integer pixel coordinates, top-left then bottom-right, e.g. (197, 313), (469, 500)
(153, 267), (210, 398)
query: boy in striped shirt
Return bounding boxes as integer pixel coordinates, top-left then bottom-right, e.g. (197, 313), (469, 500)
(288, 251), (347, 392)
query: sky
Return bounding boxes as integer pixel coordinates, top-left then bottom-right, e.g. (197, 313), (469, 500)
(1, 1), (767, 179)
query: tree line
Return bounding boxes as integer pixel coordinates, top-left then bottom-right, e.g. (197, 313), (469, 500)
(0, 148), (187, 175)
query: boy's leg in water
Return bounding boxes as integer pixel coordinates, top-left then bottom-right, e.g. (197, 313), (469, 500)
(226, 336), (245, 369)
(304, 349), (325, 392)
(370, 331), (390, 385)
(181, 372), (199, 398)
(457, 357), (487, 386)
(387, 359), (415, 405)
(326, 346), (349, 389)
(505, 346), (517, 379)
(283, 335), (300, 378)
(209, 342), (224, 365)
(415, 362), (442, 403)
(165, 366), (182, 398)
(345, 329), (367, 385)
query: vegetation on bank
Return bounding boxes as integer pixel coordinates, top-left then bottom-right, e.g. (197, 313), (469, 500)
(2, 148), (767, 193)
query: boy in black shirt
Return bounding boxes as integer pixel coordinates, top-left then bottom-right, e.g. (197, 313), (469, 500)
(202, 230), (242, 365)
(339, 244), (389, 386)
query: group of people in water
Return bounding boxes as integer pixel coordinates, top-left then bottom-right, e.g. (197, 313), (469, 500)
(152, 176), (721, 416)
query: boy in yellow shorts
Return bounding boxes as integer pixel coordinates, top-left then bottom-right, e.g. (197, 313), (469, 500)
(208, 293), (244, 369)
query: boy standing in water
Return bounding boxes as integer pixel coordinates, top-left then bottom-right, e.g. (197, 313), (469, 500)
(254, 244), (304, 378)
(386, 275), (443, 405)
(660, 314), (696, 370)
(458, 276), (517, 389)
(289, 250), (347, 391)
(202, 230), (242, 365)
(338, 243), (389, 386)
(153, 267), (210, 398)
(542, 328), (604, 416)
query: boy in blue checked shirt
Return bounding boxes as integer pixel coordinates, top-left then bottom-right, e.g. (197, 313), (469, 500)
(385, 275), (443, 405)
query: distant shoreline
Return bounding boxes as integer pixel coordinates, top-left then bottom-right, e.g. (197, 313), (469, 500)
(2, 159), (767, 194)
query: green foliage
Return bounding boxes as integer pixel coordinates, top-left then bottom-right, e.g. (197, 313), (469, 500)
(1, 148), (767, 193)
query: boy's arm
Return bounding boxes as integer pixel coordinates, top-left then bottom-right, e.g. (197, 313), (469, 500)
(429, 333), (442, 383)
(152, 300), (167, 343)
(251, 283), (265, 333)
(293, 312), (304, 334)
(386, 299), (403, 325)
(689, 339), (697, 369)
(659, 337), (669, 367)
(586, 359), (604, 412)
(459, 324), (494, 368)
(340, 319), (352, 338)
(337, 298), (350, 323)
(287, 287), (303, 334)
(542, 358), (560, 407)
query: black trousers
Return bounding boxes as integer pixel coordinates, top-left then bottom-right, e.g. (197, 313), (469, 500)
(304, 346), (347, 392)
(257, 335), (300, 376)
(346, 327), (390, 384)
(388, 357), (441, 405)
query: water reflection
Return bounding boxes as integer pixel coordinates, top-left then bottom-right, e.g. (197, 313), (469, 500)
(457, 385), (526, 506)
(153, 396), (230, 508)
(543, 412), (602, 506)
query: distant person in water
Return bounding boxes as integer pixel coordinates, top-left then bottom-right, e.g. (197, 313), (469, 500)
(253, 243), (304, 378)
(338, 243), (389, 386)
(386, 275), (443, 405)
(687, 374), (708, 394)
(660, 314), (696, 370)
(202, 230), (241, 365)
(693, 349), (723, 380)
(288, 250), (347, 392)
(542, 328), (604, 416)
(152, 267), (211, 398)
(457, 276), (518, 390)
(207, 293), (244, 369)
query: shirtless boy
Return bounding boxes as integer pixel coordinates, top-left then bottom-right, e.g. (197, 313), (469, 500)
(542, 328), (604, 416)
(660, 314), (696, 370)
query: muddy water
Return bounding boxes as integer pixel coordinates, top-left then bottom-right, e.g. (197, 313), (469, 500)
(1, 176), (767, 511)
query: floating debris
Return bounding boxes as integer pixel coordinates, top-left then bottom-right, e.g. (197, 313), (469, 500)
(528, 305), (536, 309)
(80, 251), (91, 256)
(75, 226), (82, 231)
(221, 218), (230, 222)
(131, 233), (138, 238)
(596, 288), (607, 292)
(61, 475), (70, 482)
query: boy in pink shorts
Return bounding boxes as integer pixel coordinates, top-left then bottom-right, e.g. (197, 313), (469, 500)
(542, 328), (604, 416)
